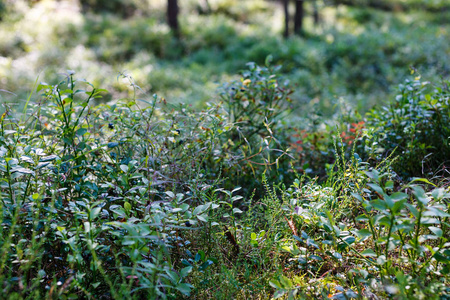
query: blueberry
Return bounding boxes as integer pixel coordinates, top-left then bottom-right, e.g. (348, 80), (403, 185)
(108, 123), (114, 129)
(185, 221), (192, 227)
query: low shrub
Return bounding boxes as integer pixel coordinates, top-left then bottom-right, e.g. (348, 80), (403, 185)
(0, 63), (449, 299)
(269, 156), (450, 299)
(361, 75), (450, 177)
(0, 62), (295, 298)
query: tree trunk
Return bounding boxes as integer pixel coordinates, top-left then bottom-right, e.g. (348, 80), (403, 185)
(294, 0), (304, 36)
(167, 0), (179, 36)
(283, 0), (289, 38)
(203, 0), (211, 13)
(313, 0), (320, 26)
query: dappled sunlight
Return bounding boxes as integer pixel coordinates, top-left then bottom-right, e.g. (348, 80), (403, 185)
(0, 1), (449, 298)
(1, 0), (449, 111)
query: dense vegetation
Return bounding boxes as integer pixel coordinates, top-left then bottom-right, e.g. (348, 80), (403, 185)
(0, 0), (449, 299)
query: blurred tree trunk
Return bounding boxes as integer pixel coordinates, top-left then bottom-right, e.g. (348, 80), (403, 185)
(294, 0), (304, 36)
(167, 0), (179, 36)
(203, 0), (211, 12)
(283, 0), (289, 38)
(198, 0), (211, 14)
(313, 0), (320, 25)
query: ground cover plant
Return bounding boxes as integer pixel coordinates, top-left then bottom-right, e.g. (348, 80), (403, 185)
(0, 62), (449, 299)
(1, 0), (450, 299)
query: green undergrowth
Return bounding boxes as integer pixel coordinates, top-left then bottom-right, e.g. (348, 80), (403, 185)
(0, 64), (449, 299)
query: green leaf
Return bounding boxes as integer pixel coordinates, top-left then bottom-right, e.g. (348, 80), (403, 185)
(90, 207), (102, 220)
(310, 255), (323, 261)
(373, 215), (389, 226)
(179, 204), (190, 212)
(75, 128), (88, 136)
(269, 280), (281, 289)
(431, 188), (448, 201)
(107, 142), (119, 148)
(120, 165), (129, 173)
(219, 201), (232, 208)
(279, 275), (293, 288)
(251, 232), (257, 240)
(433, 252), (450, 263)
(19, 156), (34, 164)
(356, 229), (372, 238)
(91, 282), (101, 289)
(193, 204), (206, 215)
(405, 203), (419, 218)
(165, 270), (179, 284)
(356, 214), (369, 222)
(370, 199), (388, 211)
(39, 155), (59, 162)
(368, 183), (384, 196)
(424, 207), (450, 218)
(199, 260), (214, 271)
(293, 235), (302, 243)
(429, 226), (443, 238)
(385, 181), (394, 190)
(377, 255), (386, 265)
(364, 170), (379, 182)
(412, 185), (429, 205)
(233, 208), (243, 214)
(124, 202), (131, 212)
(384, 195), (394, 209)
(176, 283), (192, 295)
(15, 167), (35, 175)
(325, 210), (335, 227)
(3, 130), (16, 136)
(180, 266), (193, 278)
(38, 270), (46, 278)
(361, 249), (377, 257)
(265, 54), (273, 66)
(343, 236), (356, 245)
(392, 199), (407, 213)
(197, 214), (208, 222)
(307, 238), (319, 249)
(84, 222), (90, 233)
(351, 193), (364, 203)
(165, 191), (175, 199)
(37, 83), (51, 92)
(231, 195), (243, 202)
(272, 289), (287, 299)
(410, 178), (436, 187)
(231, 187), (242, 193)
(391, 192), (408, 201)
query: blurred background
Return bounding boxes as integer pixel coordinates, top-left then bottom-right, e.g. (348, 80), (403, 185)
(0, 0), (449, 116)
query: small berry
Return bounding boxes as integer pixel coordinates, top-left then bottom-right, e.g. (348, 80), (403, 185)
(108, 123), (114, 129)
